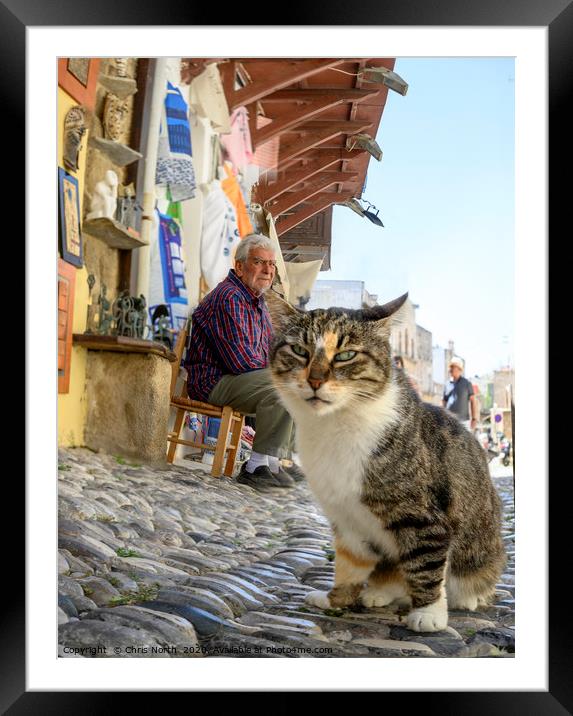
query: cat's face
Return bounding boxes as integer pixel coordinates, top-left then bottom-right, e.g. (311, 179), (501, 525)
(267, 293), (408, 416)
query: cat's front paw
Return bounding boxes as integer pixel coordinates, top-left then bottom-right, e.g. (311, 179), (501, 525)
(360, 585), (397, 608)
(406, 603), (448, 632)
(305, 590), (332, 610)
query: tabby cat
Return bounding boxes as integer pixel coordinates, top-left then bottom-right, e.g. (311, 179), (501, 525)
(266, 290), (506, 633)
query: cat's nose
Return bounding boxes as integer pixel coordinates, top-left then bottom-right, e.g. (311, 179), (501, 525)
(308, 377), (325, 391)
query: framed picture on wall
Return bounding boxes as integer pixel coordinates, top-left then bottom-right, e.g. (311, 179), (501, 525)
(58, 57), (100, 111)
(58, 167), (83, 268)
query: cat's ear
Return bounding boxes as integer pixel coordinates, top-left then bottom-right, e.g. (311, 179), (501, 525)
(376, 292), (409, 318)
(363, 292), (409, 331)
(264, 288), (301, 332)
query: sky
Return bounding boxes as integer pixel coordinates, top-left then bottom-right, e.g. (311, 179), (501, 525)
(323, 58), (515, 378)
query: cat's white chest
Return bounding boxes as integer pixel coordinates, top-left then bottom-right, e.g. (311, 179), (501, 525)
(294, 389), (401, 561)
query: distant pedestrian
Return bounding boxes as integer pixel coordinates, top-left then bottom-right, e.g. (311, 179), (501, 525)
(393, 355), (420, 394)
(443, 356), (478, 431)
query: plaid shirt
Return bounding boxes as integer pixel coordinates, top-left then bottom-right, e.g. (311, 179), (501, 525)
(185, 269), (273, 401)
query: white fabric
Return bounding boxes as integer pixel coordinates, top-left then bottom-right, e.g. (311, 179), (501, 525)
(199, 180), (241, 291)
(189, 63), (231, 134)
(284, 259), (324, 307)
(264, 210), (290, 301)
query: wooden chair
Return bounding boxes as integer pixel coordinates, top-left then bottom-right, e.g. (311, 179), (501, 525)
(166, 319), (245, 477)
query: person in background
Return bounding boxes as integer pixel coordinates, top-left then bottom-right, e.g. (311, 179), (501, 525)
(442, 356), (479, 431)
(393, 355), (420, 395)
(185, 234), (302, 490)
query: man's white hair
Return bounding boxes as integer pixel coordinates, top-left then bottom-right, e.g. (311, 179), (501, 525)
(235, 233), (276, 263)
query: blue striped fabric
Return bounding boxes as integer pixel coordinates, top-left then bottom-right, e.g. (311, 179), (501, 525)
(184, 270), (273, 402)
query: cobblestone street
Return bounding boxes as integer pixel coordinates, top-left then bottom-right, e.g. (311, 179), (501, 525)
(58, 448), (515, 659)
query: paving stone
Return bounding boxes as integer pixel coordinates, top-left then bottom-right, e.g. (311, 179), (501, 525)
(76, 577), (122, 607)
(184, 576), (265, 613)
(58, 594), (79, 618)
(68, 594), (99, 614)
(157, 588), (235, 621)
(81, 605), (201, 656)
(58, 535), (117, 562)
(59, 619), (167, 657)
(107, 572), (139, 593)
(468, 626), (515, 653)
(141, 601), (261, 638)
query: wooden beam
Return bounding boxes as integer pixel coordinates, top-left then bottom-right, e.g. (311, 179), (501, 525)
(262, 88), (381, 103)
(278, 125), (364, 165)
(228, 59), (348, 111)
(293, 120), (374, 132)
(274, 148), (364, 174)
(252, 98), (345, 148)
(275, 191), (355, 236)
(264, 159), (346, 201)
(269, 173), (358, 216)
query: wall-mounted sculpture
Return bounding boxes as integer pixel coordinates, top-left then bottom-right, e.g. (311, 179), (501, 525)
(86, 169), (119, 221)
(63, 105), (87, 173)
(103, 92), (130, 142)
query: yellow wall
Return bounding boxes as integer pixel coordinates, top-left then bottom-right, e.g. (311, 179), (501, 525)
(58, 87), (90, 447)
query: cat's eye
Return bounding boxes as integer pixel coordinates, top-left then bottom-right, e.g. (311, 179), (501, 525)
(291, 344), (309, 358)
(334, 350), (357, 362)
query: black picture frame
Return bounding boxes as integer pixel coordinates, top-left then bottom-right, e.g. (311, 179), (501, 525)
(58, 167), (84, 269)
(14, 0), (565, 710)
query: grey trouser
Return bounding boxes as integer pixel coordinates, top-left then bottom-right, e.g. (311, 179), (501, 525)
(207, 368), (295, 458)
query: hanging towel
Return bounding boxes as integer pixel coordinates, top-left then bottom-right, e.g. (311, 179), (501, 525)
(221, 162), (254, 238)
(148, 209), (189, 339)
(156, 82), (197, 202)
(189, 63), (231, 134)
(200, 181), (241, 291)
(220, 106), (254, 172)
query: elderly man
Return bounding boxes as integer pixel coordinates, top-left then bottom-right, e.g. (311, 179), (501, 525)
(442, 356), (479, 431)
(185, 234), (300, 489)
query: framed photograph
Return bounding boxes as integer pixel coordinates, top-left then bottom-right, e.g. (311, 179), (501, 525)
(18, 1), (563, 711)
(58, 167), (83, 268)
(57, 57), (100, 111)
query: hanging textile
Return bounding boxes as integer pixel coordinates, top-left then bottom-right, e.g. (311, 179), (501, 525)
(221, 162), (254, 238)
(284, 259), (324, 308)
(200, 181), (241, 291)
(264, 210), (290, 301)
(189, 63), (231, 134)
(220, 106), (254, 172)
(156, 82), (197, 202)
(252, 115), (279, 172)
(148, 209), (189, 339)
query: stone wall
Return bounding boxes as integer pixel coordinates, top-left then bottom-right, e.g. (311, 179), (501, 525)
(84, 351), (171, 466)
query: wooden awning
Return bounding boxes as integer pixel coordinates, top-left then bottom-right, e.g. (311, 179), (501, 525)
(182, 57), (396, 268)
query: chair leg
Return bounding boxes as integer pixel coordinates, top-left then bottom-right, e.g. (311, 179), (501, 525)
(211, 405), (234, 477)
(224, 415), (244, 477)
(166, 408), (186, 463)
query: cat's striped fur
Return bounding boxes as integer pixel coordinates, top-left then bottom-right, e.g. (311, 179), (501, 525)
(266, 291), (506, 632)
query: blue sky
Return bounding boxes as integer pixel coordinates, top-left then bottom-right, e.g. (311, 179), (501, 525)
(324, 57), (515, 378)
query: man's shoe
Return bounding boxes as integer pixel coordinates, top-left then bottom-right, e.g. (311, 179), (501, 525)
(273, 467), (296, 487)
(236, 463), (281, 490)
(282, 463), (305, 482)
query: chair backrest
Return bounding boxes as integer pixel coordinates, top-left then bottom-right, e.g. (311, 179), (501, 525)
(170, 318), (191, 398)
